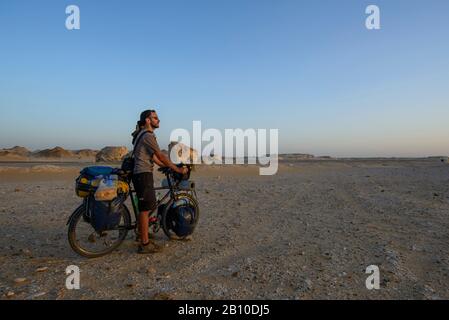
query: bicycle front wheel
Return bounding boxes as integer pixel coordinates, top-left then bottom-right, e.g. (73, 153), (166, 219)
(161, 192), (200, 240)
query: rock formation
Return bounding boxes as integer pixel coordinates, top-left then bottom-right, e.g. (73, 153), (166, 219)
(168, 142), (199, 164)
(95, 146), (128, 162)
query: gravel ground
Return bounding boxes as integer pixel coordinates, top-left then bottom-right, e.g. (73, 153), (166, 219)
(0, 160), (448, 300)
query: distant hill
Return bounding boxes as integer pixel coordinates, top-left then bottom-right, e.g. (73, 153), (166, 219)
(279, 153), (315, 160)
(0, 146), (98, 162)
(1, 145), (446, 163)
(0, 146), (31, 158)
(33, 147), (75, 159)
(75, 149), (99, 158)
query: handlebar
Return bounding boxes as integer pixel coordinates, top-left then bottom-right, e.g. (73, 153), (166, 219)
(157, 163), (192, 181)
(157, 166), (172, 175)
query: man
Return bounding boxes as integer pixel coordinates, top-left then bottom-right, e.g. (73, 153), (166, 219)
(132, 109), (187, 254)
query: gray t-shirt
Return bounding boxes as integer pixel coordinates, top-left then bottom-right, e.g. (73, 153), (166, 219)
(133, 130), (161, 174)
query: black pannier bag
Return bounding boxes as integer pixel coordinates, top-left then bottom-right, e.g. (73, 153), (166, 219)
(166, 200), (198, 237)
(88, 195), (125, 232)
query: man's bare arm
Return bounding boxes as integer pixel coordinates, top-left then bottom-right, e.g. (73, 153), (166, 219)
(153, 150), (186, 174)
(152, 153), (164, 167)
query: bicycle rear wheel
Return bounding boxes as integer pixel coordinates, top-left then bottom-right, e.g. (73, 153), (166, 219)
(67, 202), (131, 258)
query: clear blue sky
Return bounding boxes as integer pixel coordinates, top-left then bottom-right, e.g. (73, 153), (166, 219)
(0, 0), (448, 157)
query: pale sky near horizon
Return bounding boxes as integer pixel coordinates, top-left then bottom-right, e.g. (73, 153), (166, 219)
(0, 0), (448, 157)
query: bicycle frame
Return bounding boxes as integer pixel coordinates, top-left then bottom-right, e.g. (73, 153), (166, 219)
(127, 173), (182, 229)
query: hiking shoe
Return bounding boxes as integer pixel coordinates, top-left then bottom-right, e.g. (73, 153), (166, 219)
(180, 235), (193, 242)
(137, 240), (163, 254)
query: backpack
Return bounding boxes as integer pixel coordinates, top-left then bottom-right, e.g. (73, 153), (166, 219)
(121, 130), (150, 174)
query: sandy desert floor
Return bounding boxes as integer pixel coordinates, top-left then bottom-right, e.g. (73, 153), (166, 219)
(0, 159), (448, 300)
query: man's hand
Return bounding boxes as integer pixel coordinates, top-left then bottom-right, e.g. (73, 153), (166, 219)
(177, 167), (188, 175)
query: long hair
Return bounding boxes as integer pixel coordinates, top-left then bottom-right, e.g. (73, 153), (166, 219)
(131, 121), (145, 145)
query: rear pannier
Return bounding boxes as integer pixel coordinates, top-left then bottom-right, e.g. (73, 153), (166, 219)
(75, 166), (130, 232)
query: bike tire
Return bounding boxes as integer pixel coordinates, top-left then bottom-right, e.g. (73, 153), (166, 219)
(67, 203), (132, 258)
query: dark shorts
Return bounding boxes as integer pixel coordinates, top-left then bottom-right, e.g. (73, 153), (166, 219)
(132, 172), (156, 212)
